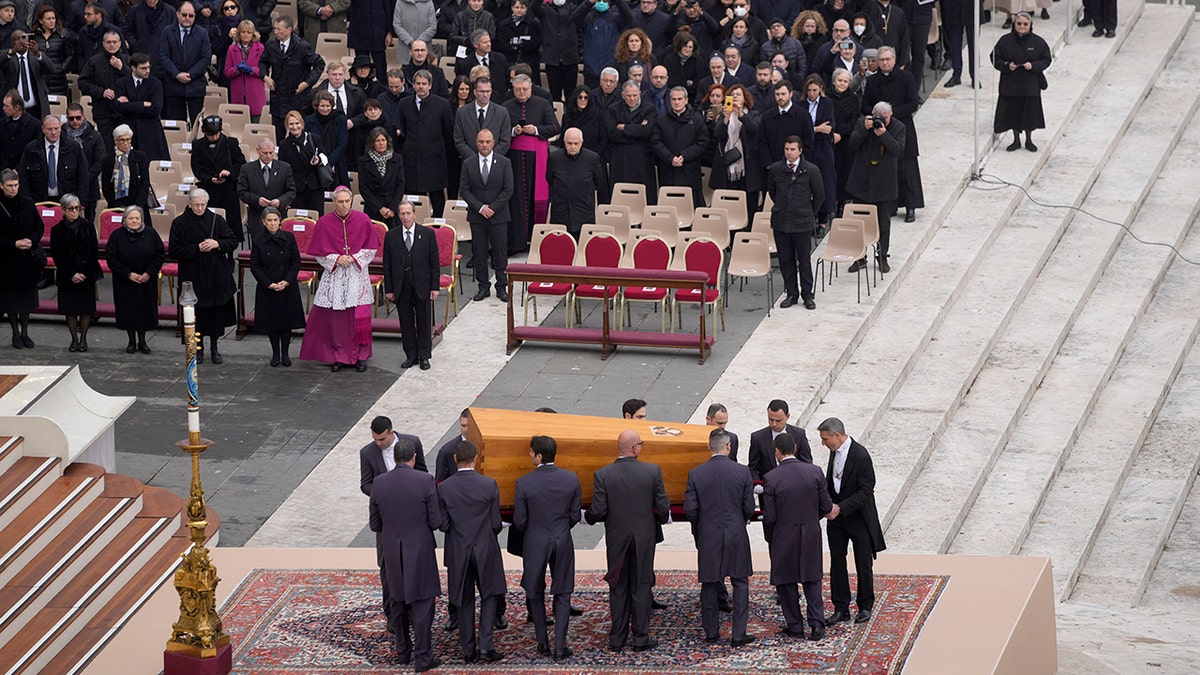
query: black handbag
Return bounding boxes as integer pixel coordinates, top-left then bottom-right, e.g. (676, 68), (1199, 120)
(723, 147), (742, 165)
(315, 164), (336, 189)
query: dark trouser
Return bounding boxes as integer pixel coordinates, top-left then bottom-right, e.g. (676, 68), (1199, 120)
(393, 597), (435, 668)
(165, 95), (204, 124)
(458, 560), (499, 657)
(544, 64), (579, 102)
(291, 190), (325, 215)
(272, 115), (288, 142)
(701, 576), (748, 640)
(425, 190), (446, 219)
(357, 49), (389, 83)
(608, 545), (652, 649)
(944, 11), (978, 79)
(908, 22), (931, 87)
(1096, 0), (1117, 30)
(471, 220), (508, 292)
(583, 72), (599, 90)
(527, 591), (572, 649)
(779, 580), (825, 631)
(774, 229), (814, 301)
(827, 515), (876, 612)
(397, 283), (432, 360)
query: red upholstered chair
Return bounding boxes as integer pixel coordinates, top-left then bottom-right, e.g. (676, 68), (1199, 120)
(97, 208), (126, 276)
(281, 217), (317, 310)
(369, 219), (389, 316)
(525, 231), (576, 325)
(620, 235), (673, 332)
(428, 222), (460, 325)
(570, 232), (623, 325)
(36, 202), (62, 272)
(673, 237), (725, 332)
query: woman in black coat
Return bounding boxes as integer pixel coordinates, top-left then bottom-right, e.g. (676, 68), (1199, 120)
(31, 5), (75, 95)
(277, 110), (326, 215)
(557, 85), (606, 159)
(710, 84), (765, 209)
(250, 207), (305, 366)
(49, 194), (102, 352)
(101, 125), (154, 228)
(828, 67), (861, 208)
(802, 74), (838, 227)
(357, 127), (406, 225)
(992, 13), (1051, 152)
(190, 116), (247, 243)
(104, 206), (165, 353)
(305, 91), (351, 187)
(664, 33), (703, 97)
(0, 168), (43, 349)
(168, 190), (239, 363)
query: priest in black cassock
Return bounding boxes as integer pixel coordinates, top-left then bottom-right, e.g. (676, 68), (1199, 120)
(168, 187), (238, 363)
(605, 81), (657, 204)
(502, 73), (559, 254)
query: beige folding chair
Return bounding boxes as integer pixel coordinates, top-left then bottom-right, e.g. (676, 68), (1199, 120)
(727, 232), (774, 315)
(761, 191), (773, 212)
(402, 194), (433, 224)
(287, 208), (321, 220)
(217, 103), (252, 135)
(700, 166), (713, 206)
(46, 95), (67, 119)
(842, 202), (880, 285)
(595, 204), (632, 244)
(711, 189), (748, 231)
(610, 182), (647, 225)
(656, 186), (695, 230)
(163, 122), (189, 148)
(245, 123), (276, 146)
(315, 32), (350, 63)
(816, 218), (869, 303)
(691, 207), (730, 249)
(440, 61), (457, 86)
(202, 93), (226, 117)
(642, 205), (681, 248)
(750, 211), (777, 254)
(170, 142), (193, 158)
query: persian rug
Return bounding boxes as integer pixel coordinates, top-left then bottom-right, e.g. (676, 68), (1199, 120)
(218, 569), (946, 674)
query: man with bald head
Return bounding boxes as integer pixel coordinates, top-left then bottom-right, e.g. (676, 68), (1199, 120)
(812, 19), (861, 80)
(401, 39), (449, 96)
(546, 127), (607, 236)
(460, 127), (514, 302)
(585, 429), (670, 653)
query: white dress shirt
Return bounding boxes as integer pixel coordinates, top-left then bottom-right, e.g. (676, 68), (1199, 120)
(831, 435), (851, 493)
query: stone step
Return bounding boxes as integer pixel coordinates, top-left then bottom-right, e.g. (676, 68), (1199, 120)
(1139, 447), (1200, 610)
(1018, 226), (1200, 601)
(0, 436), (22, 476)
(943, 73), (1200, 563)
(1071, 328), (1200, 607)
(0, 456), (62, 533)
(694, 2), (1147, 436)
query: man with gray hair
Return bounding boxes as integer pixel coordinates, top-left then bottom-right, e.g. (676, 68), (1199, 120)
(695, 55), (728, 104)
(546, 127), (607, 236)
(651, 86), (708, 207)
(591, 66), (621, 110)
(846, 99), (904, 274)
(168, 186), (238, 363)
(502, 72), (559, 251)
(605, 80), (656, 202)
(861, 44), (922, 224)
(237, 137), (296, 239)
(19, 114), (89, 204)
(455, 29), (509, 96)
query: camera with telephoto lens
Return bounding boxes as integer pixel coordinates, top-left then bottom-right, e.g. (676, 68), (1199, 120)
(871, 114), (886, 129)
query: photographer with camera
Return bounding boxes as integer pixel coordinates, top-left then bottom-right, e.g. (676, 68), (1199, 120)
(861, 45), (921, 223)
(2, 29), (49, 120)
(845, 100), (904, 274)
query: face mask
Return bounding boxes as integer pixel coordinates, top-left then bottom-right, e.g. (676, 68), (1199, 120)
(553, 0), (565, 5)
(595, 1), (609, 11)
(733, 6), (746, 16)
(853, 24), (866, 36)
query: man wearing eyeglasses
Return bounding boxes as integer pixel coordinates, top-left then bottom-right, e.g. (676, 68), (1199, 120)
(126, 0), (173, 58)
(154, 1), (211, 122)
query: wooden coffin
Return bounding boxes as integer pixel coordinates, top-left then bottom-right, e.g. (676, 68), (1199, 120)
(464, 407), (715, 510)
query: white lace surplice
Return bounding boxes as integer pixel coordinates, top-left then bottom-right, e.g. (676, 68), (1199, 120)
(312, 249), (376, 310)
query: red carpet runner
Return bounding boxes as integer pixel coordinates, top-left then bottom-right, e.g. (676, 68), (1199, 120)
(218, 569), (945, 674)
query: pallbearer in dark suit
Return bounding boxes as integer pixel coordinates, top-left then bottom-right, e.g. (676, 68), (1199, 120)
(459, 128), (514, 303)
(819, 417), (886, 626)
(585, 430), (670, 653)
(249, 207), (305, 367)
(360, 416), (429, 634)
(437, 441), (507, 664)
(383, 201), (440, 371)
(748, 398), (813, 480)
(763, 433), (833, 641)
(684, 428), (756, 646)
(513, 435), (582, 661)
(368, 438), (443, 673)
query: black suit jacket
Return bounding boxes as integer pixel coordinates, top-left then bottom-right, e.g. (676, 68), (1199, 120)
(112, 75), (170, 160)
(585, 456), (670, 584)
(748, 423), (812, 480)
(359, 433), (428, 497)
(315, 79), (367, 118)
(513, 463), (582, 595)
(459, 153), (514, 225)
(19, 139), (89, 202)
(155, 21), (212, 99)
(453, 103), (513, 160)
(1, 51), (51, 120)
(438, 468), (507, 606)
(260, 36), (325, 116)
(434, 435), (463, 483)
(382, 223), (439, 299)
(453, 50), (510, 96)
(684, 454), (755, 583)
(237, 160), (297, 229)
(825, 438), (887, 555)
(100, 148), (151, 208)
(0, 112), (39, 171)
(369, 464), (443, 603)
(397, 94), (453, 192)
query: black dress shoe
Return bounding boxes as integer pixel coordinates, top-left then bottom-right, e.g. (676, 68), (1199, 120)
(331, 362), (343, 372)
(826, 609), (852, 624)
(731, 635), (756, 647)
(210, 351), (223, 364)
(79, 338), (88, 352)
(1041, 8), (1049, 18)
(780, 296), (798, 308)
(717, 599), (733, 613)
(945, 75), (961, 87)
(1077, 17), (1092, 26)
(704, 635), (721, 644)
(69, 339), (78, 352)
(415, 656), (441, 672)
(443, 617), (458, 632)
(855, 608), (872, 623)
(804, 298), (816, 310)
(126, 342), (137, 354)
(1001, 17), (1012, 29)
(632, 638), (659, 652)
(271, 357), (281, 367)
(809, 625), (825, 641)
(139, 343), (152, 354)
(401, 358), (417, 368)
(777, 627), (805, 638)
(904, 209), (915, 223)
(651, 597), (667, 610)
(419, 359), (431, 370)
(1025, 139), (1038, 152)
(21, 335), (33, 348)
(536, 642), (551, 655)
(1092, 28), (1104, 37)
(462, 651), (477, 663)
(608, 643), (625, 653)
(1105, 29), (1115, 38)
(496, 289), (510, 303)
(847, 259), (866, 273)
(1007, 139), (1022, 152)
(479, 650), (505, 662)
(493, 614), (508, 630)
(355, 360), (368, 372)
(879, 258), (891, 274)
(472, 289), (490, 301)
(281, 355), (292, 367)
(553, 647), (573, 661)
(569, 605), (583, 616)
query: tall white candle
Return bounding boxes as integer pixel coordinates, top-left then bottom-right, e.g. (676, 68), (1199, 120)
(183, 305), (195, 323)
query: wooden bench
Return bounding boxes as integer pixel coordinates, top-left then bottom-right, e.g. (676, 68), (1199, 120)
(505, 263), (715, 364)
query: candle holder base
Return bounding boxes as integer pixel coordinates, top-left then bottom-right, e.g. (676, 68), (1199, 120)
(163, 640), (232, 675)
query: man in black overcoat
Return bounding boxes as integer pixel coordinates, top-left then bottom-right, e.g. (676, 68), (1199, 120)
(19, 115), (89, 203)
(545, 128), (606, 237)
(62, 103), (106, 220)
(513, 435), (583, 660)
(398, 69), (454, 217)
(76, 31), (129, 143)
(368, 438), (443, 673)
(0, 91), (37, 171)
(168, 189), (238, 357)
(383, 201), (441, 370)
(861, 45), (922, 222)
(605, 81), (657, 203)
(432, 408), (469, 633)
(585, 430), (670, 652)
(259, 15), (326, 140)
(846, 101), (904, 273)
(764, 433), (833, 640)
(820, 417), (886, 626)
(112, 53), (170, 161)
(651, 86), (708, 208)
(438, 441), (508, 663)
(155, 1), (211, 123)
(766, 136), (824, 309)
(759, 80), (814, 165)
(684, 428), (756, 646)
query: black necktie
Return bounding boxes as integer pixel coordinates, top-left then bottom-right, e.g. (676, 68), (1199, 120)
(18, 55), (30, 101)
(404, 229), (413, 250)
(478, 107), (485, 129)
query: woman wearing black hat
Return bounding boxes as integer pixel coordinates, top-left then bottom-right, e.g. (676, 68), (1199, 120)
(349, 53), (384, 99)
(191, 115), (248, 243)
